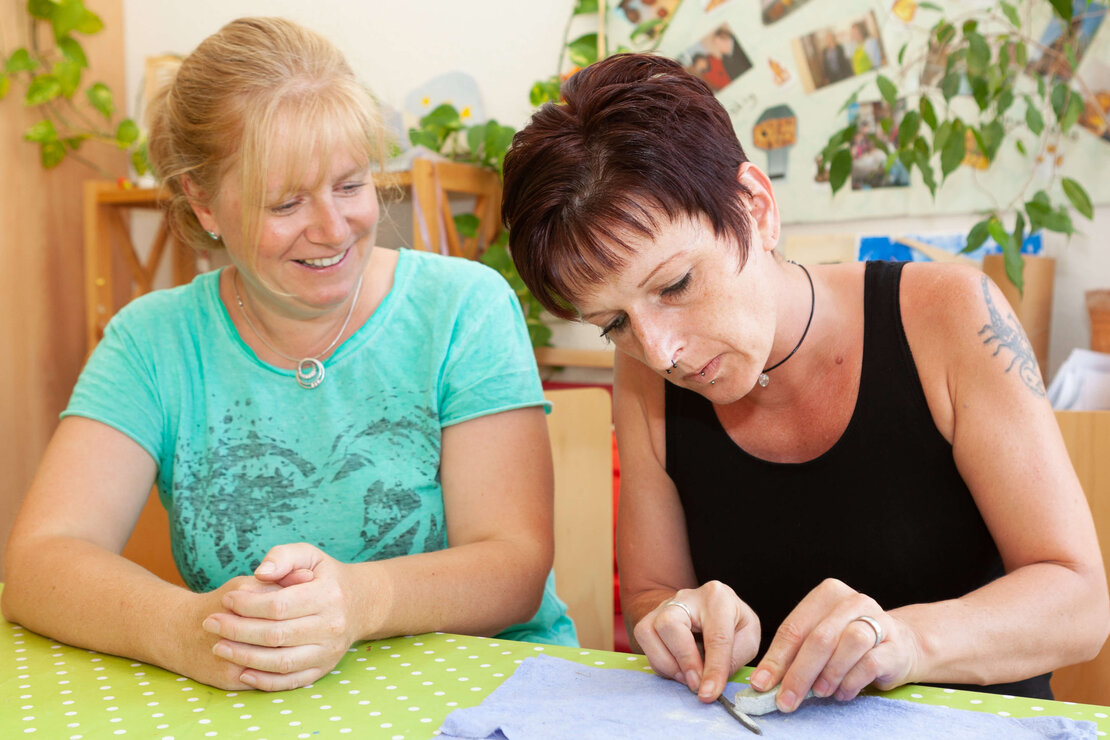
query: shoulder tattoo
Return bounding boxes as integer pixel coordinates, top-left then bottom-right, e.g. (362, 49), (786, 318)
(976, 276), (1045, 398)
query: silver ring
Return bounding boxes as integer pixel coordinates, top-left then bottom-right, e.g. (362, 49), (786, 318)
(664, 599), (693, 621)
(851, 615), (884, 649)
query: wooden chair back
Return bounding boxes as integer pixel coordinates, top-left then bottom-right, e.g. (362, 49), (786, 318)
(410, 158), (502, 260)
(83, 181), (202, 353)
(545, 388), (615, 651)
(1050, 410), (1110, 704)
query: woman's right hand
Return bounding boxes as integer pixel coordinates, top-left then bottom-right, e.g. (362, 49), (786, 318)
(632, 581), (761, 703)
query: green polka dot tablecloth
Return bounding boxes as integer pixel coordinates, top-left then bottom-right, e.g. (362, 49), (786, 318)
(4, 613), (1110, 739)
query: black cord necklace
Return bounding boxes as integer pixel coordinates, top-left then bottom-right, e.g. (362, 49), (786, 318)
(758, 260), (814, 388)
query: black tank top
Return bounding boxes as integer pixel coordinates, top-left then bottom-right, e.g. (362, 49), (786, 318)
(664, 260), (1051, 698)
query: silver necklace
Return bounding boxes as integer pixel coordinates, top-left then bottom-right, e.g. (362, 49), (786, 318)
(233, 271), (363, 389)
(758, 260), (814, 388)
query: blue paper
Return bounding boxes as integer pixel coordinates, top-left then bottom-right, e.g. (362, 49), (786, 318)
(438, 654), (1095, 739)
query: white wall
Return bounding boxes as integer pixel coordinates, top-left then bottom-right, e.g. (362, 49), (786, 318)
(122, 0), (575, 131)
(121, 0), (1110, 384)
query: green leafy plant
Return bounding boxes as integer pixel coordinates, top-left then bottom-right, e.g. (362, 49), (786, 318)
(817, 0), (1099, 293)
(2, 0), (147, 178)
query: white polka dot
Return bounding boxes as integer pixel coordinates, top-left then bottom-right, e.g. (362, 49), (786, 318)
(1097, 713), (1109, 719)
(1031, 706), (1044, 712)
(997, 711), (1011, 717)
(239, 714), (251, 720)
(970, 699), (982, 705)
(910, 693), (923, 699)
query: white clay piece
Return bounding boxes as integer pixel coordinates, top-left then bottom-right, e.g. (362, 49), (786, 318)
(731, 684), (816, 716)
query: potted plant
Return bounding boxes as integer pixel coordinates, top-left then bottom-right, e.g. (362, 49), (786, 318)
(2, 0), (147, 180)
(818, 0), (1098, 297)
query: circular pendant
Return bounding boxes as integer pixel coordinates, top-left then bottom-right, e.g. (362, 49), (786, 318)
(758, 372), (770, 388)
(296, 358), (325, 389)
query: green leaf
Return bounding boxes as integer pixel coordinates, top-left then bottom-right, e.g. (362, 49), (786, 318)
(39, 139), (66, 168)
(76, 8), (103, 35)
(898, 110), (921, 149)
(26, 0), (58, 21)
(408, 128), (439, 151)
(115, 118), (139, 147)
(1048, 0), (1074, 21)
(1025, 103), (1044, 135)
(421, 102), (462, 130)
(940, 125), (966, 178)
(0, 74), (9, 100)
(24, 118), (57, 142)
(898, 42), (908, 66)
(1016, 40), (1028, 67)
(966, 31), (990, 75)
(987, 216), (1023, 293)
(963, 219), (991, 253)
(970, 75), (990, 111)
(630, 18), (666, 43)
(573, 0), (599, 14)
(1051, 82), (1071, 120)
(919, 1), (943, 9)
(941, 72), (961, 101)
(1012, 211), (1026, 260)
(131, 146), (149, 176)
(1062, 177), (1094, 219)
(915, 146), (937, 196)
(920, 96), (938, 130)
(53, 59), (81, 97)
(1000, 1), (1021, 28)
(529, 76), (561, 106)
(453, 213), (480, 239)
(1025, 197), (1051, 233)
(57, 36), (87, 67)
(51, 0), (88, 41)
(6, 48), (38, 73)
(996, 89), (1014, 116)
(566, 33), (599, 68)
(837, 83), (866, 114)
(876, 75), (898, 106)
(84, 81), (113, 118)
(1015, 138), (1027, 155)
(979, 120), (1004, 161)
(1061, 89), (1084, 131)
(25, 74), (61, 105)
(935, 21), (956, 45)
(829, 148), (853, 193)
(934, 120), (952, 153)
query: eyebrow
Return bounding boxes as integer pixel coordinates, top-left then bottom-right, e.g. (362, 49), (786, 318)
(579, 251), (688, 321)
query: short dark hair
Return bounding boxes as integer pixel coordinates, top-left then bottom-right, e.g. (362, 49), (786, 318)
(501, 53), (752, 319)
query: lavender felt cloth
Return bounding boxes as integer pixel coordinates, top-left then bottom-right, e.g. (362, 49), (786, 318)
(438, 655), (1095, 740)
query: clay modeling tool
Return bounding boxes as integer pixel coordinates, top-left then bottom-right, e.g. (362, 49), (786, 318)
(716, 691), (763, 735)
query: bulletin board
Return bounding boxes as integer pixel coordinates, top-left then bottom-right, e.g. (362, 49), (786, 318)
(605, 0), (1110, 225)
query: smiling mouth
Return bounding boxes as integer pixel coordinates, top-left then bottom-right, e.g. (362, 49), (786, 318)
(297, 250), (347, 268)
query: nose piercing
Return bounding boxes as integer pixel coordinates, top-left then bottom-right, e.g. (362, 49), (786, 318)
(666, 359), (677, 375)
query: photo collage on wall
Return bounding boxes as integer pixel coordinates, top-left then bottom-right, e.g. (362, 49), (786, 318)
(603, 0), (1110, 226)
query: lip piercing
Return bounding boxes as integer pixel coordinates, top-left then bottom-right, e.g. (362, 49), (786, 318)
(666, 360), (677, 375)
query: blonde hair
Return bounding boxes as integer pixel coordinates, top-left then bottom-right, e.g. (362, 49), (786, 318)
(147, 17), (389, 261)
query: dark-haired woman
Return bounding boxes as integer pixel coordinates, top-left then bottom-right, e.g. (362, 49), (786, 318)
(500, 52), (1108, 708)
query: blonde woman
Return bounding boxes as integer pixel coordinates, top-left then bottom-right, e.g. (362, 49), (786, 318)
(3, 17), (574, 692)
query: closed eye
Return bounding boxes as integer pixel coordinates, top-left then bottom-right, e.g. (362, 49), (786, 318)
(663, 271), (692, 297)
(599, 314), (626, 340)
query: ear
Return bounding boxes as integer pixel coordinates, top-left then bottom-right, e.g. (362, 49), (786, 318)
(182, 176), (218, 235)
(737, 162), (781, 252)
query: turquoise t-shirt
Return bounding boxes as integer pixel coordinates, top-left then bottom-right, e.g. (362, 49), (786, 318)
(64, 248), (576, 646)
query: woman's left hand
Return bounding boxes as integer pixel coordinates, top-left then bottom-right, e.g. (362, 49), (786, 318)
(748, 578), (920, 712)
(200, 542), (370, 691)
